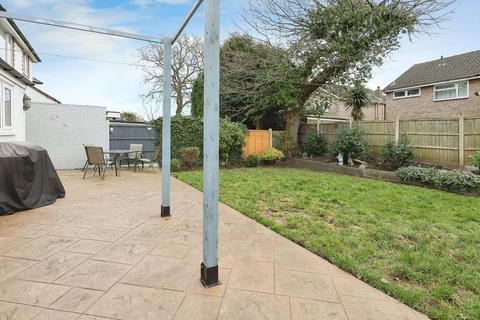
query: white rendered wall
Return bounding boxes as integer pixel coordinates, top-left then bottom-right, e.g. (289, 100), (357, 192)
(26, 86), (59, 104)
(0, 70), (26, 142)
(26, 103), (108, 169)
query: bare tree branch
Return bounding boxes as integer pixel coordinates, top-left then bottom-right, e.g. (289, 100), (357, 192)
(139, 35), (204, 117)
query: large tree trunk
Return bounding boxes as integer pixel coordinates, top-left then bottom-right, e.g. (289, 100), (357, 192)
(254, 118), (262, 130)
(285, 106), (302, 146)
(175, 91), (183, 115)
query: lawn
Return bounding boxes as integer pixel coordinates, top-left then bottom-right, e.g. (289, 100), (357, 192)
(174, 167), (480, 320)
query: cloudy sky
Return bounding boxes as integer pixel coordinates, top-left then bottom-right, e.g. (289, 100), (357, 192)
(1, 0), (479, 117)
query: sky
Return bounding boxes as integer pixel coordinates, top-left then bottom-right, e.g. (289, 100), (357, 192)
(1, 0), (479, 118)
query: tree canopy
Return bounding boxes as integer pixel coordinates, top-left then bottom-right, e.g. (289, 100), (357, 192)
(120, 111), (143, 123)
(242, 0), (454, 144)
(191, 34), (299, 128)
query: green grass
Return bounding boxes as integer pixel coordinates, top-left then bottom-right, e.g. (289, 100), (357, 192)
(174, 167), (480, 320)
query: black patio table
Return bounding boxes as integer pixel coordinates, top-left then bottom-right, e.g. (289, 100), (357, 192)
(104, 150), (141, 176)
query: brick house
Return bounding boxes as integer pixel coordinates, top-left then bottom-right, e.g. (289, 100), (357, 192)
(306, 86), (386, 124)
(384, 50), (480, 120)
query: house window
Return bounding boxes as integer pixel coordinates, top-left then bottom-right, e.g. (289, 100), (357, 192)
(5, 35), (13, 65)
(22, 52), (30, 76)
(393, 88), (421, 99)
(4, 88), (11, 127)
(434, 81), (468, 100)
(0, 84), (13, 131)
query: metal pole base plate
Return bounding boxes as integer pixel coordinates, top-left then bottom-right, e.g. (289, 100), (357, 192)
(161, 206), (171, 218)
(200, 263), (220, 288)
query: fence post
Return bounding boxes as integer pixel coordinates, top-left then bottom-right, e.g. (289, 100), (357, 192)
(459, 113), (465, 168)
(316, 118), (320, 132)
(395, 115), (400, 145)
(269, 128), (273, 148)
(349, 118), (353, 128)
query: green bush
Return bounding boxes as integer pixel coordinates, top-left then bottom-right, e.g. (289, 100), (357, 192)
(219, 119), (247, 165)
(470, 152), (480, 171)
(260, 148), (284, 163)
(397, 166), (480, 191)
(153, 116), (246, 165)
(382, 135), (415, 169)
(330, 126), (366, 163)
(170, 159), (182, 172)
(303, 131), (327, 156)
(280, 138), (296, 159)
(245, 154), (260, 167)
(271, 131), (286, 150)
(179, 147), (200, 168)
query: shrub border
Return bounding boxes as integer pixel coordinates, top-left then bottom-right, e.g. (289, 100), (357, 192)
(278, 158), (480, 196)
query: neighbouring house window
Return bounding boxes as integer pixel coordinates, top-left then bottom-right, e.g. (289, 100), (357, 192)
(320, 101), (331, 113)
(0, 84), (13, 131)
(393, 88), (421, 99)
(434, 81), (468, 100)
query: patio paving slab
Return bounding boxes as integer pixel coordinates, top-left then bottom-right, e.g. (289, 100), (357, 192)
(0, 170), (428, 319)
(86, 283), (184, 320)
(0, 278), (70, 307)
(3, 236), (76, 261)
(16, 251), (90, 283)
(49, 287), (104, 313)
(54, 260), (131, 291)
(64, 240), (112, 255)
(0, 301), (43, 320)
(32, 309), (80, 320)
(91, 239), (155, 265)
(290, 297), (347, 320)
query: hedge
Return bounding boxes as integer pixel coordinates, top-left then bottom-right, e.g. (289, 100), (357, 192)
(152, 116), (247, 165)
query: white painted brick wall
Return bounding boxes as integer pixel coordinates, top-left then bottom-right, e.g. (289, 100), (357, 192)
(26, 103), (108, 169)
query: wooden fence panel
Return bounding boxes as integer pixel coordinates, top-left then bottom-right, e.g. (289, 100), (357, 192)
(318, 123), (348, 145)
(298, 116), (480, 168)
(243, 130), (271, 157)
(399, 119), (459, 165)
(299, 123), (347, 146)
(357, 121), (395, 157)
(465, 117), (480, 165)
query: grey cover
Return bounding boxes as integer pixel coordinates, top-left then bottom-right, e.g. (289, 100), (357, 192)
(0, 142), (65, 215)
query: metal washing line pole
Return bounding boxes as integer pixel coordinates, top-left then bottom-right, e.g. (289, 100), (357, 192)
(0, 0), (221, 287)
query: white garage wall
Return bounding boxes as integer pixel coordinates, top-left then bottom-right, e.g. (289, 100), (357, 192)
(26, 103), (108, 169)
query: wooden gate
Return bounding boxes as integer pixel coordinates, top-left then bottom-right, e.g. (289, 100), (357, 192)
(243, 130), (271, 157)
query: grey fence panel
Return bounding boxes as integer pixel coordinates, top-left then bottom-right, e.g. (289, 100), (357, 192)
(109, 122), (158, 158)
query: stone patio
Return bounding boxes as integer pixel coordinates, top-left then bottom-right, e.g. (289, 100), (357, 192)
(0, 170), (428, 320)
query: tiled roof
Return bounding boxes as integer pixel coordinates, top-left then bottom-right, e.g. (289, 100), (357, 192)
(384, 50), (480, 91)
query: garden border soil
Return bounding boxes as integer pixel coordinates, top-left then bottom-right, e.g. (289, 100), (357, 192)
(278, 158), (480, 197)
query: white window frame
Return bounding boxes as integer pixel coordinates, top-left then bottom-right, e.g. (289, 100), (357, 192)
(21, 52), (30, 77)
(0, 82), (13, 133)
(393, 88), (421, 99)
(5, 35), (13, 65)
(433, 80), (469, 101)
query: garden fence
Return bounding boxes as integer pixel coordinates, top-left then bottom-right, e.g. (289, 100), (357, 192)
(109, 122), (157, 158)
(299, 115), (480, 168)
(243, 129), (272, 157)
